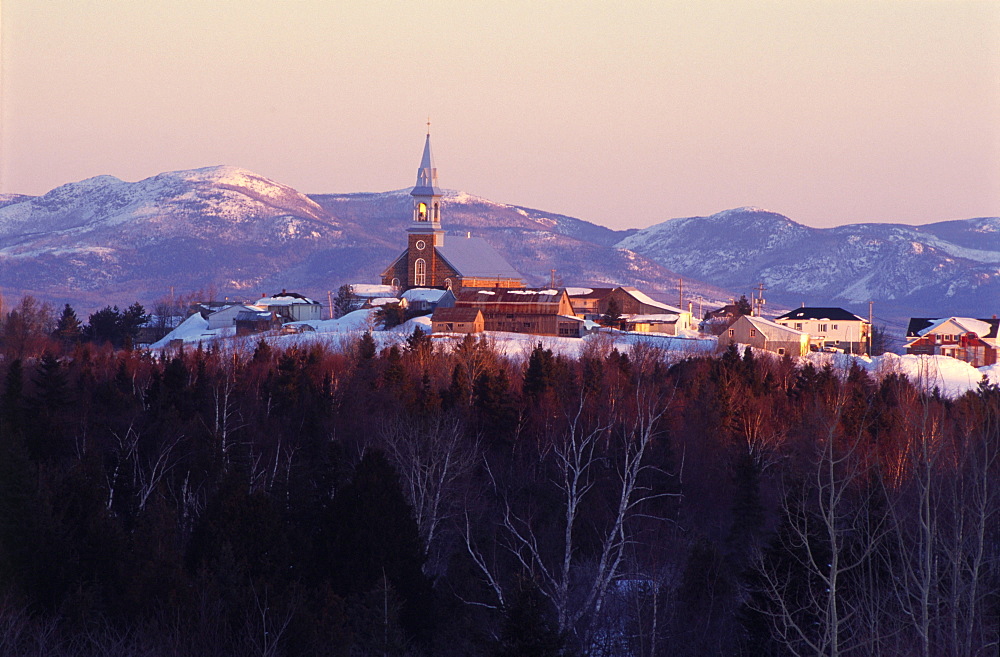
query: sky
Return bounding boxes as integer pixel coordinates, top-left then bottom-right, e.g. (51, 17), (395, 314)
(1, 0), (998, 230)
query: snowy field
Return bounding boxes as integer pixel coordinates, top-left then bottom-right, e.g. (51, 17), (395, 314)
(150, 311), (999, 398)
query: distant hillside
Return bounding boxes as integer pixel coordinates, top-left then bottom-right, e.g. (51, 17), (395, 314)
(617, 207), (1000, 320)
(0, 167), (718, 313)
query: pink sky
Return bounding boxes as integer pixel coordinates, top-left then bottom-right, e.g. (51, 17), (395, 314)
(1, 0), (998, 230)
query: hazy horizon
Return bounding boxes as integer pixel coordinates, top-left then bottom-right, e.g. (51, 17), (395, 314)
(2, 0), (998, 230)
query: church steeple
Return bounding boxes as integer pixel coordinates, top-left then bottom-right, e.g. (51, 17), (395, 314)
(409, 126), (443, 243)
(412, 131), (440, 196)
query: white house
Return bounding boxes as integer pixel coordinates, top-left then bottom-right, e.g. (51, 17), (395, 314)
(774, 306), (870, 354)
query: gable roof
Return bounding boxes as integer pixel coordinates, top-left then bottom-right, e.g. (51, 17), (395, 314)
(454, 288), (567, 305)
(567, 287), (616, 300)
(617, 286), (685, 314)
(906, 317), (1000, 339)
(774, 307), (866, 322)
(741, 315), (808, 340)
(437, 236), (522, 280)
(432, 307), (482, 323)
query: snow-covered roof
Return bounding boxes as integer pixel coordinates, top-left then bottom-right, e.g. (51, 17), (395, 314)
(352, 283), (399, 298)
(630, 314), (681, 323)
(437, 236), (522, 279)
(743, 315), (808, 339)
(368, 297), (401, 307)
(917, 317), (994, 338)
(402, 288), (448, 303)
(257, 293), (319, 306)
(620, 287), (684, 314)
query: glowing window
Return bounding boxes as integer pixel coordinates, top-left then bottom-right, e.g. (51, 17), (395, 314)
(414, 258), (426, 286)
(417, 202), (427, 221)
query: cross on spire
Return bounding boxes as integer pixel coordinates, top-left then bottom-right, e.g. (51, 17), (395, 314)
(426, 117), (431, 135)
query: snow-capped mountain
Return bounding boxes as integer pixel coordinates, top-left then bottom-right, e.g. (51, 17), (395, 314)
(617, 207), (1000, 319)
(0, 167), (716, 312)
(3, 169), (994, 320)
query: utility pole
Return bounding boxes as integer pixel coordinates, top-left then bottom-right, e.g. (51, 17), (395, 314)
(753, 282), (767, 317)
(868, 300), (873, 355)
(328, 290), (334, 320)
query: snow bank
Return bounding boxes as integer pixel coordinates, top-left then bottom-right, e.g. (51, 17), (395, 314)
(805, 352), (995, 398)
(150, 313), (210, 349)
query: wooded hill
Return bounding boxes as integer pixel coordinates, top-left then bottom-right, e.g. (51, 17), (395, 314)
(0, 332), (997, 656)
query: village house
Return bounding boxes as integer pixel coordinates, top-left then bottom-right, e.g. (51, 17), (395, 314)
(452, 288), (584, 337)
(905, 316), (999, 367)
(717, 314), (811, 357)
(430, 307), (484, 334)
(401, 287), (456, 313)
(606, 287), (694, 335)
(567, 287), (616, 320)
(254, 291), (323, 322)
(209, 291), (322, 335)
(774, 306), (870, 354)
(380, 132), (523, 293)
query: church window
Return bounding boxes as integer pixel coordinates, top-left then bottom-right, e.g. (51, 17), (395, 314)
(414, 258), (426, 286)
(417, 202), (428, 221)
(391, 278), (400, 288)
(415, 240), (426, 250)
(444, 278), (452, 290)
(434, 202), (440, 221)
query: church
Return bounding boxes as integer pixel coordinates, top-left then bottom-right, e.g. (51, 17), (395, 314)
(380, 132), (523, 293)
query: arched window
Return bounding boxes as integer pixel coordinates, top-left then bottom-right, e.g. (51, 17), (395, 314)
(444, 278), (452, 290)
(414, 258), (426, 286)
(391, 278), (400, 288)
(417, 202), (427, 222)
(434, 202), (440, 221)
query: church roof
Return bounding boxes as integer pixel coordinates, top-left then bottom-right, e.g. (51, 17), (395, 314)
(437, 236), (522, 280)
(412, 133), (441, 196)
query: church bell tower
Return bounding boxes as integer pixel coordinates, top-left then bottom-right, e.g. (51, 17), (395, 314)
(407, 127), (444, 287)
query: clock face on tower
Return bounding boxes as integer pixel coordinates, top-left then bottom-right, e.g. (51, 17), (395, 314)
(416, 240), (426, 250)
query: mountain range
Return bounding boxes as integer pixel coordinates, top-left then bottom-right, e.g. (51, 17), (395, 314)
(0, 166), (996, 323)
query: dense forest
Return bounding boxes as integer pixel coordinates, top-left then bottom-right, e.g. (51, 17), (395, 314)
(0, 298), (997, 656)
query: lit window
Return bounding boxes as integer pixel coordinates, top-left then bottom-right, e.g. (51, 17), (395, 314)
(414, 258), (426, 286)
(417, 202), (427, 221)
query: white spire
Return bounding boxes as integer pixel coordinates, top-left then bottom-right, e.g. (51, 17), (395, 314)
(412, 131), (440, 196)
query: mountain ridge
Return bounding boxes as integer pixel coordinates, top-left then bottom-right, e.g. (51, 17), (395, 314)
(1, 167), (995, 321)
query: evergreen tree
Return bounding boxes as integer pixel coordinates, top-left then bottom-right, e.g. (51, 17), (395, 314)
(85, 306), (123, 346)
(492, 583), (566, 657)
(600, 298), (623, 327)
(53, 303), (82, 345)
(358, 331), (377, 359)
(326, 450), (434, 645)
(333, 283), (356, 318)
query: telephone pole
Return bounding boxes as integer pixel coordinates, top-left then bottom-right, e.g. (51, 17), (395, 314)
(753, 282), (767, 316)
